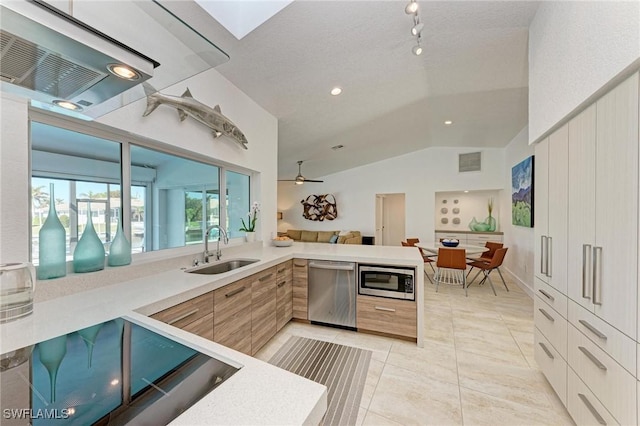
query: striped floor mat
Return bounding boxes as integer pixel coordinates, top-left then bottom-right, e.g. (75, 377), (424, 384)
(268, 336), (372, 426)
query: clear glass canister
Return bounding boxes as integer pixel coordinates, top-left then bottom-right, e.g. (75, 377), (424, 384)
(0, 262), (35, 323)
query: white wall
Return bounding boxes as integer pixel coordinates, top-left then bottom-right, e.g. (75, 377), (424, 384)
(98, 68), (279, 242)
(278, 147), (505, 244)
(434, 190), (502, 232)
(528, 1), (640, 143)
(500, 126), (534, 293)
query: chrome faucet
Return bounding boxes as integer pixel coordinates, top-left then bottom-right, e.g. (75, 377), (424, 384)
(204, 225), (228, 263)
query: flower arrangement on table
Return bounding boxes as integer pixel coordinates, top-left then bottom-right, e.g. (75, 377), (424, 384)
(239, 201), (260, 232)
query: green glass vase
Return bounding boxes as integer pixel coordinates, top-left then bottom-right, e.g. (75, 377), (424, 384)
(73, 201), (105, 273)
(108, 214), (131, 267)
(37, 183), (67, 280)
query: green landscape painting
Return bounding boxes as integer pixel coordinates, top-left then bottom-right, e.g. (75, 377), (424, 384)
(512, 156), (534, 227)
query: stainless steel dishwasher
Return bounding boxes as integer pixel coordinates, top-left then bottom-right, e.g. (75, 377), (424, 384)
(308, 260), (357, 329)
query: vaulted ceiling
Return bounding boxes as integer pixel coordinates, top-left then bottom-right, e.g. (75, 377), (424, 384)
(162, 1), (539, 180)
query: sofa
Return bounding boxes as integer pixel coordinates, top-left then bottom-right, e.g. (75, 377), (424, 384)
(286, 229), (362, 244)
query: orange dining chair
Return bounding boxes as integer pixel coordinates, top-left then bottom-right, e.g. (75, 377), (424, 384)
(467, 241), (503, 277)
(402, 240), (435, 283)
(434, 247), (468, 296)
(466, 247), (509, 294)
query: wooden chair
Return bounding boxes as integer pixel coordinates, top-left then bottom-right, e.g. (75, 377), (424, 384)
(434, 247), (468, 296)
(466, 247), (509, 295)
(402, 240), (435, 284)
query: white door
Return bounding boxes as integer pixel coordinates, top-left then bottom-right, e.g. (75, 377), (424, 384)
(375, 193), (405, 246)
(567, 104), (597, 311)
(593, 73), (638, 338)
(534, 137), (550, 283)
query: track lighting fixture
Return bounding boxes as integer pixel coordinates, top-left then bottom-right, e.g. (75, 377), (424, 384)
(405, 1), (418, 14)
(406, 1), (424, 56)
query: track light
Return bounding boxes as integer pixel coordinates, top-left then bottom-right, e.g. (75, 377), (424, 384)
(412, 44), (423, 56)
(405, 1), (418, 14)
(411, 22), (424, 36)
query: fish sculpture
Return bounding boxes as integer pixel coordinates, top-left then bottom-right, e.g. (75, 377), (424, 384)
(142, 83), (248, 149)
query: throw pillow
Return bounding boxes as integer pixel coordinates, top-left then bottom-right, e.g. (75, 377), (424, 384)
(337, 232), (354, 244)
(329, 234), (339, 244)
(317, 231), (336, 243)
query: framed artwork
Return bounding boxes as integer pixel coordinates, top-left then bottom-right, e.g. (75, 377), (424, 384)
(511, 155), (534, 227)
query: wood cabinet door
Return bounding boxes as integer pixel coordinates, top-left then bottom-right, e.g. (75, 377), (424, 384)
(214, 278), (252, 355)
(567, 104), (597, 311)
(534, 137), (550, 283)
(276, 261), (293, 332)
(292, 259), (308, 320)
(251, 267), (277, 355)
(547, 124), (569, 295)
(593, 73), (638, 338)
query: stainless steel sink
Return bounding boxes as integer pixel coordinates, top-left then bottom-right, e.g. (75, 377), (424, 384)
(185, 259), (259, 275)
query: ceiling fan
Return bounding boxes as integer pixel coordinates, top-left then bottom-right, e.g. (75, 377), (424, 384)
(278, 160), (324, 185)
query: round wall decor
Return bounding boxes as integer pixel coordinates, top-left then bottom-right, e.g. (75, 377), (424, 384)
(441, 207), (448, 214)
(453, 207), (460, 214)
(452, 217), (461, 224)
(441, 217), (449, 224)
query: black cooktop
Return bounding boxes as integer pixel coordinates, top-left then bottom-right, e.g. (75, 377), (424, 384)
(0, 318), (239, 425)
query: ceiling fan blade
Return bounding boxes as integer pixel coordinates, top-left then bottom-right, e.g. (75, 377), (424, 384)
(303, 179), (324, 183)
(278, 179), (299, 181)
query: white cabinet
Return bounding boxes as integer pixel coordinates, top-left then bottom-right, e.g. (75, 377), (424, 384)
(567, 73), (639, 339)
(534, 124), (569, 294)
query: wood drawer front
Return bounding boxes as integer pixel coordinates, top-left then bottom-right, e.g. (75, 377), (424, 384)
(182, 312), (214, 341)
(356, 295), (417, 338)
(215, 313), (252, 355)
(251, 268), (277, 355)
(535, 277), (568, 319)
(151, 291), (213, 329)
(568, 324), (637, 425)
(567, 368), (618, 426)
(534, 328), (567, 405)
(467, 235), (503, 245)
(292, 259), (308, 320)
(534, 296), (568, 360)
(276, 260), (293, 282)
(214, 278), (251, 326)
(568, 300), (636, 376)
(276, 276), (293, 332)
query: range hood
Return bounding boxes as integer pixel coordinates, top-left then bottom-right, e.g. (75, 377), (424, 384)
(0, 0), (159, 111)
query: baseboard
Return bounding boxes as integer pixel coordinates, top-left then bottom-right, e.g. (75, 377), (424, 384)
(502, 266), (534, 299)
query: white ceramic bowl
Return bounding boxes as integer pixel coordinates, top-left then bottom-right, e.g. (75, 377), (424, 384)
(272, 239), (293, 247)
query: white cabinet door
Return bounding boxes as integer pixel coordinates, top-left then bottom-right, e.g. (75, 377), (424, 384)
(593, 73), (638, 339)
(547, 124), (569, 295)
(567, 104), (597, 311)
(534, 138), (549, 283)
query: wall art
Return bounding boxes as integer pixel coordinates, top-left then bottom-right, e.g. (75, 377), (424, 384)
(511, 155), (534, 227)
(301, 194), (338, 221)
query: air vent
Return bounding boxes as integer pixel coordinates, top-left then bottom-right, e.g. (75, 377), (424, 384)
(0, 30), (106, 99)
(459, 152), (482, 173)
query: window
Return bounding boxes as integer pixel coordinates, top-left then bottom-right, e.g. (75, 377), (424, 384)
(30, 119), (253, 264)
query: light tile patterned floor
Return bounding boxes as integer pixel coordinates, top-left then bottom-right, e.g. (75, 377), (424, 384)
(255, 271), (575, 425)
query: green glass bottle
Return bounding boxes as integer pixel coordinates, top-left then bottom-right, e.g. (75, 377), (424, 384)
(73, 201), (105, 273)
(37, 183), (67, 280)
(108, 213), (131, 267)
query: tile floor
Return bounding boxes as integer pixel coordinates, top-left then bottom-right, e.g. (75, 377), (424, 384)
(255, 271), (575, 426)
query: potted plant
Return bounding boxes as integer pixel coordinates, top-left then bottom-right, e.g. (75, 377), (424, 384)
(239, 201), (260, 242)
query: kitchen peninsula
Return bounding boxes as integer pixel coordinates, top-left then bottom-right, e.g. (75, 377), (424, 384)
(0, 243), (424, 425)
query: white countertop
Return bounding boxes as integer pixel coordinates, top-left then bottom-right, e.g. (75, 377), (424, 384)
(0, 242), (423, 425)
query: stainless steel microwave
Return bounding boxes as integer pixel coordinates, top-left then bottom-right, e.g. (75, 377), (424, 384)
(358, 265), (415, 301)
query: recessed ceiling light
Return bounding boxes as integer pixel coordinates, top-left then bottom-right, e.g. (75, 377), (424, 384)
(464, 190), (469, 193)
(52, 100), (83, 111)
(107, 64), (140, 80)
(330, 87), (342, 96)
(444, 120), (453, 125)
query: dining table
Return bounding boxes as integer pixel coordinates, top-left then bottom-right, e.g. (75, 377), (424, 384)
(415, 242), (489, 256)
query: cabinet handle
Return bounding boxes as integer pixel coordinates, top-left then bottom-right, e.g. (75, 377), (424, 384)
(546, 236), (552, 278)
(259, 273), (274, 282)
(578, 393), (607, 425)
(374, 306), (396, 312)
(582, 244), (592, 299)
(293, 263), (306, 268)
(538, 308), (554, 322)
(538, 342), (554, 359)
(592, 247), (603, 305)
(225, 286), (246, 298)
(277, 268), (286, 273)
(538, 289), (554, 301)
(277, 281), (287, 288)
(167, 309), (199, 325)
(540, 236), (547, 275)
(578, 346), (607, 370)
(578, 320), (607, 341)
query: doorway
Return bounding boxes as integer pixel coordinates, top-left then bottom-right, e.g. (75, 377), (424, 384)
(374, 193), (406, 246)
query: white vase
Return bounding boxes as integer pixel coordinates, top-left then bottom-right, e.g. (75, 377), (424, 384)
(245, 231), (256, 242)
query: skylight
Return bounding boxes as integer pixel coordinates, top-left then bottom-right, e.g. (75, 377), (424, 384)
(195, 0), (294, 40)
